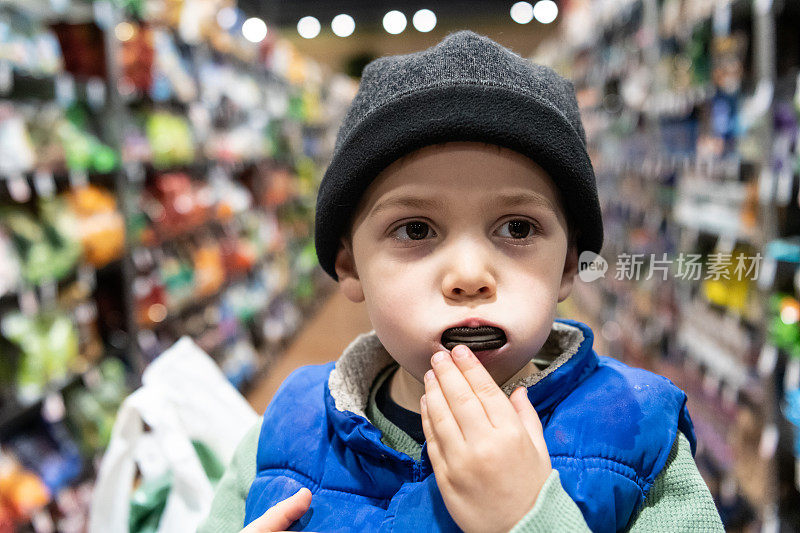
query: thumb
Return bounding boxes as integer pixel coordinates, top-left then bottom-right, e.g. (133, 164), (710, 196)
(510, 387), (546, 449)
(245, 487), (312, 532)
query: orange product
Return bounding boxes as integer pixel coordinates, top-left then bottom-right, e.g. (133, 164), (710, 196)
(192, 240), (226, 296)
(64, 185), (125, 267)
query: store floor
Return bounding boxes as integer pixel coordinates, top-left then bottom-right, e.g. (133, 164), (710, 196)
(246, 290), (373, 414)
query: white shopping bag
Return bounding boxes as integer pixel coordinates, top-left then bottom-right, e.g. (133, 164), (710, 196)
(89, 337), (258, 533)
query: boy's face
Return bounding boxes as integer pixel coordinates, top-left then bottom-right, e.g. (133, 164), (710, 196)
(335, 142), (578, 386)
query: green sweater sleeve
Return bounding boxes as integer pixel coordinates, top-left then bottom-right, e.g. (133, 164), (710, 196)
(508, 430), (725, 532)
(197, 421), (261, 533)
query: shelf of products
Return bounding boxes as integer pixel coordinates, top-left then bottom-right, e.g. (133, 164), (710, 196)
(536, 0), (800, 529)
(0, 0), (357, 530)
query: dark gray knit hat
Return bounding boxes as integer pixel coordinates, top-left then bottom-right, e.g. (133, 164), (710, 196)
(314, 30), (603, 281)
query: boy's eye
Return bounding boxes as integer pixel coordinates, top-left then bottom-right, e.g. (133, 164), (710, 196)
(393, 221), (434, 241)
(497, 219), (535, 239)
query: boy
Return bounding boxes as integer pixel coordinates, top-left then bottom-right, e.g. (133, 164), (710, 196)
(199, 31), (724, 532)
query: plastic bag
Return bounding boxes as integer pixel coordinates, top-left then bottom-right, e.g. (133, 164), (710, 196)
(88, 337), (258, 533)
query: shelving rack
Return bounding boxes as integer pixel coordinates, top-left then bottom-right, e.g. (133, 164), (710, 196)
(538, 0), (800, 529)
(0, 0), (353, 529)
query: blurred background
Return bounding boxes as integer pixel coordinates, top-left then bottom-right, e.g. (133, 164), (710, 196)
(0, 0), (799, 531)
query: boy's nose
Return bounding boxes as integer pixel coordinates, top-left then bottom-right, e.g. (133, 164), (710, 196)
(441, 246), (497, 301)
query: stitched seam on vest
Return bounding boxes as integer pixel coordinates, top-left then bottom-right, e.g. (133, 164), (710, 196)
(256, 467), (394, 506)
(550, 455), (648, 494)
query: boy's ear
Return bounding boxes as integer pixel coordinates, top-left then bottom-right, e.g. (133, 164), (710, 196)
(334, 239), (365, 303)
(557, 239), (579, 303)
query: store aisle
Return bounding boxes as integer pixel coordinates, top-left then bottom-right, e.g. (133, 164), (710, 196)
(246, 290), (373, 414)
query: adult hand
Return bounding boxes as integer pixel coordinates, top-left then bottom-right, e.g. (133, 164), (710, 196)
(240, 487), (314, 533)
(420, 345), (552, 533)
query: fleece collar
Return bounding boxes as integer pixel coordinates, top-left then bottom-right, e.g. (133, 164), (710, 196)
(324, 318), (598, 464)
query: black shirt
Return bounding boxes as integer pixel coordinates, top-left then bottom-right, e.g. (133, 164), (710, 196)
(374, 367), (426, 445)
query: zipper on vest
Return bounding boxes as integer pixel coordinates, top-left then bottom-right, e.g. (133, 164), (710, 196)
(412, 459), (421, 482)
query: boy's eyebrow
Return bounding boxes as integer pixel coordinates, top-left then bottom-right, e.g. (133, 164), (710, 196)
(368, 196), (446, 218)
(492, 192), (557, 214)
(368, 191), (557, 219)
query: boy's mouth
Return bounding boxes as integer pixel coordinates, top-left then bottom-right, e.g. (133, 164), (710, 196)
(441, 326), (507, 352)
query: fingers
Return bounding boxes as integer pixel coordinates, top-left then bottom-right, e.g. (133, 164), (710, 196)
(420, 394), (445, 469)
(449, 344), (519, 428)
(244, 487), (311, 533)
(423, 364), (466, 453)
(429, 349), (493, 441)
(509, 387), (547, 451)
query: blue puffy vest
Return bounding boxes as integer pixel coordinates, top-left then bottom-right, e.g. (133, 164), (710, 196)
(244, 319), (696, 532)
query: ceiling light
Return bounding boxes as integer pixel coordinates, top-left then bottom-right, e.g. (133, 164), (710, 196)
(533, 0), (558, 24)
(216, 7), (238, 30)
(412, 9), (436, 32)
(383, 10), (407, 34)
(242, 17), (267, 42)
(114, 21), (135, 41)
(510, 1), (534, 24)
(298, 15), (321, 39)
(331, 14), (355, 37)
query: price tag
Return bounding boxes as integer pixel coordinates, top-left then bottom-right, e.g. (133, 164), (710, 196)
(30, 510), (55, 533)
(720, 473), (737, 504)
(19, 289), (39, 316)
(33, 170), (56, 198)
(721, 383), (738, 409)
(68, 168), (89, 189)
(55, 73), (76, 106)
(796, 459), (800, 493)
(75, 302), (97, 324)
(784, 357), (800, 392)
(78, 265), (97, 290)
(86, 77), (106, 109)
(125, 161), (145, 184)
(679, 227), (700, 252)
(758, 165), (775, 205)
(757, 256), (777, 290)
(50, 0), (70, 13)
(6, 173), (31, 203)
(0, 61), (12, 95)
(755, 0), (773, 16)
(713, 1), (731, 36)
(758, 423), (778, 460)
(39, 278), (57, 308)
(793, 267), (800, 298)
(42, 392), (66, 423)
(92, 0), (114, 30)
(82, 367), (102, 389)
(757, 343), (778, 378)
(724, 154), (741, 180)
(716, 233), (736, 255)
(775, 165), (794, 206)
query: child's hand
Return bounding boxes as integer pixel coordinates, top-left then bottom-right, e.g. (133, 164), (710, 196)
(240, 487), (314, 533)
(420, 345), (552, 533)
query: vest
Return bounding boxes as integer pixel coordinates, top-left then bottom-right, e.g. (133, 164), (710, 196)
(244, 319), (697, 533)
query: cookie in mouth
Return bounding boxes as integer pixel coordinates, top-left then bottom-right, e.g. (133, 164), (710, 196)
(441, 326), (507, 352)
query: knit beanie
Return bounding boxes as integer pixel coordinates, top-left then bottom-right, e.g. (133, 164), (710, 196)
(314, 30), (603, 281)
